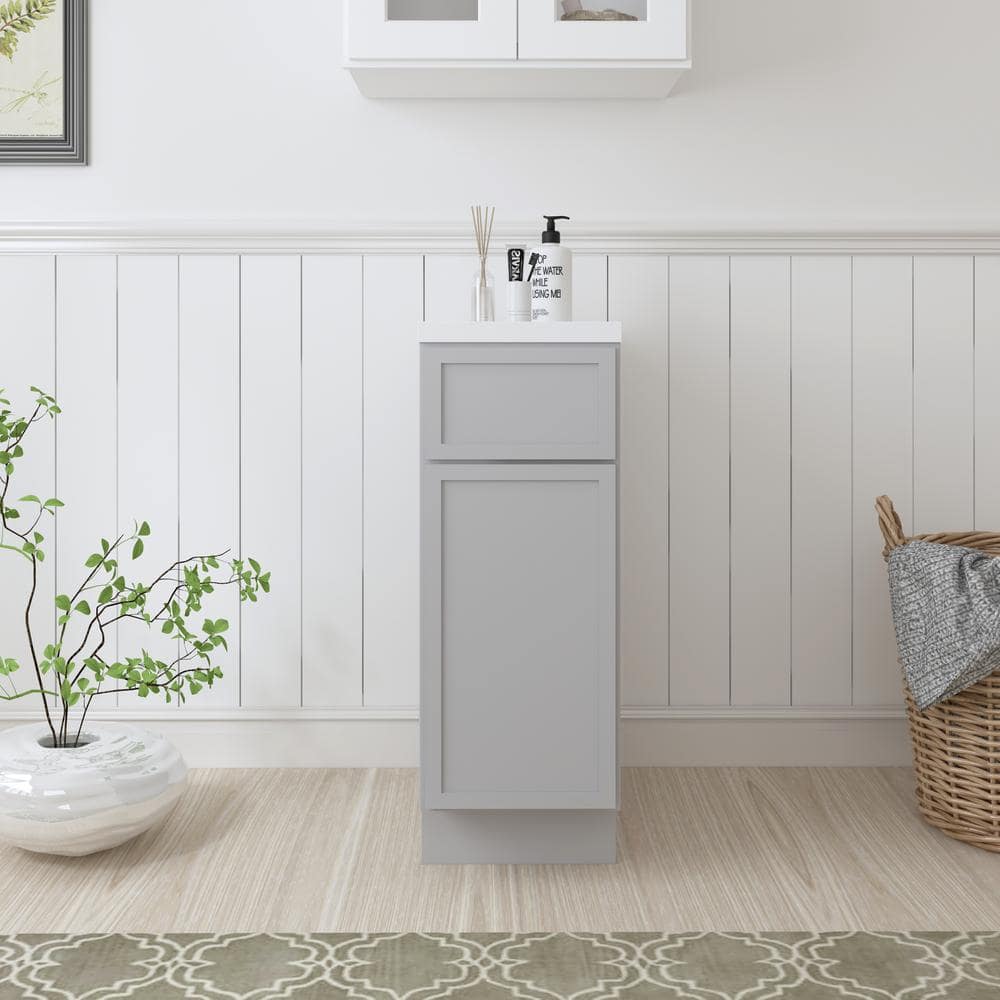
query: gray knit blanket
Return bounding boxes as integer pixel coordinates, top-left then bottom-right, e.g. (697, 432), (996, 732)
(888, 540), (1000, 709)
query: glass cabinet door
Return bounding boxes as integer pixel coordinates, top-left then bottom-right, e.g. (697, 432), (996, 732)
(518, 0), (687, 61)
(347, 0), (518, 61)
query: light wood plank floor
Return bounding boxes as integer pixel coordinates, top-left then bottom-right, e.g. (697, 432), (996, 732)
(1, 768), (998, 932)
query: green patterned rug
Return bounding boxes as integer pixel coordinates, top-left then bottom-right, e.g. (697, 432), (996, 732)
(1, 932), (998, 999)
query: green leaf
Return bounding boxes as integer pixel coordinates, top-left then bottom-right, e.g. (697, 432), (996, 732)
(43, 497), (63, 508)
(85, 553), (102, 568)
(17, 494), (39, 504)
(74, 600), (91, 615)
(98, 585), (113, 604)
(132, 538), (144, 560)
(138, 520), (150, 537)
(54, 594), (71, 611)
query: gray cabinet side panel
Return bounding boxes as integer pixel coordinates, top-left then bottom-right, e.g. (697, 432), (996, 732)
(422, 464), (616, 811)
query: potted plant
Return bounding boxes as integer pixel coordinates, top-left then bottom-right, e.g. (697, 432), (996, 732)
(0, 386), (269, 855)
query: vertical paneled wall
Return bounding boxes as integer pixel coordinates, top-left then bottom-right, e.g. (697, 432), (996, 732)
(0, 248), (993, 716)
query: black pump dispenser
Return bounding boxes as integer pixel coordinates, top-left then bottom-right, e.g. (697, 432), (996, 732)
(542, 215), (569, 244)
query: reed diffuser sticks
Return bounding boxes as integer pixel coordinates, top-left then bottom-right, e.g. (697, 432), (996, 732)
(472, 205), (495, 284)
(471, 205), (496, 321)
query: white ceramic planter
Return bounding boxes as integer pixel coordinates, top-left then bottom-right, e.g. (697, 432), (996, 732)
(0, 722), (187, 856)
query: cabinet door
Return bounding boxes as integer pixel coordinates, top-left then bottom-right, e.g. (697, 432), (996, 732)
(422, 464), (617, 810)
(347, 0), (518, 61)
(518, 0), (687, 61)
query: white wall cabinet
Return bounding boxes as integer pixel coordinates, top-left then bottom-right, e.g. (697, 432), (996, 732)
(344, 1), (690, 99)
(518, 0), (687, 61)
(348, 0), (516, 61)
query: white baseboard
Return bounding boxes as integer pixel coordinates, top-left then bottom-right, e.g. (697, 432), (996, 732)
(0, 708), (912, 767)
(623, 715), (911, 767)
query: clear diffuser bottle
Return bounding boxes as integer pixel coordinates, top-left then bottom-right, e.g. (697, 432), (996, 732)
(471, 267), (495, 322)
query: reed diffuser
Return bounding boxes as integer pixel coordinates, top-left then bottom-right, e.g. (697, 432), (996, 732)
(471, 205), (496, 322)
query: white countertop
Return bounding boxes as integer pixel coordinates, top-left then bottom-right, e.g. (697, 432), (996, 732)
(419, 321), (621, 344)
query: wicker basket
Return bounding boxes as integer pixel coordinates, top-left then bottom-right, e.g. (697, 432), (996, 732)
(876, 495), (1000, 852)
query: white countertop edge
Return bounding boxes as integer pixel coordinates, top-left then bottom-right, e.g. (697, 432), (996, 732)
(419, 321), (622, 344)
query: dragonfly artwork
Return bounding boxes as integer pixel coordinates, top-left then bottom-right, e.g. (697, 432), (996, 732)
(0, 0), (85, 163)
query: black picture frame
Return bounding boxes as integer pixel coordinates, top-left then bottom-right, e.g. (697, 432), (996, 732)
(0, 0), (86, 164)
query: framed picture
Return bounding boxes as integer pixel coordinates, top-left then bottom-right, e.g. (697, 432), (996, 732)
(0, 0), (85, 163)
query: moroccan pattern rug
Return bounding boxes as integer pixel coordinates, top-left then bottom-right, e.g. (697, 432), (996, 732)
(1, 932), (998, 999)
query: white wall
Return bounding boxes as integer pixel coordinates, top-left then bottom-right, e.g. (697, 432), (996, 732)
(1, 1), (996, 765)
(3, 0), (1000, 230)
(0, 240), (994, 768)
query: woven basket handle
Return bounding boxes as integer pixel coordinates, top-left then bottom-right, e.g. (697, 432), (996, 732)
(875, 495), (906, 558)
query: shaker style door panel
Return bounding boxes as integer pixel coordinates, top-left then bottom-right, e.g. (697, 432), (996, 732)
(347, 0), (517, 61)
(422, 464), (617, 810)
(421, 343), (616, 460)
(517, 0), (688, 61)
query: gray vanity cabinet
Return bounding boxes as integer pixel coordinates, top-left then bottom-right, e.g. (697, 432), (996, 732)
(420, 337), (619, 863)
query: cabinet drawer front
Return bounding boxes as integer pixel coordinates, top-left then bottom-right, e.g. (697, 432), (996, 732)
(347, 0), (517, 61)
(422, 464), (617, 810)
(422, 344), (617, 460)
(518, 0), (687, 62)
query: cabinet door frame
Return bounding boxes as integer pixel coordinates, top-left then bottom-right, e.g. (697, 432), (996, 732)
(346, 0), (518, 61)
(421, 463), (617, 810)
(517, 0), (688, 62)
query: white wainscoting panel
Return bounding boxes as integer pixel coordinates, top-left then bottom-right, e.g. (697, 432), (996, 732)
(574, 254), (609, 322)
(852, 256), (913, 706)
(976, 256), (1000, 529)
(362, 255), (424, 707)
(117, 255), (180, 711)
(667, 256), (730, 706)
(912, 256), (975, 533)
(0, 234), (994, 763)
(609, 255), (669, 708)
(729, 256), (791, 706)
(178, 255), (240, 709)
(790, 256), (853, 706)
(302, 255), (364, 707)
(0, 256), (55, 717)
(240, 256), (302, 708)
(54, 255), (117, 716)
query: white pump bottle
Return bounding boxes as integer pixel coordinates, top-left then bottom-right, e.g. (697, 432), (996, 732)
(530, 215), (573, 322)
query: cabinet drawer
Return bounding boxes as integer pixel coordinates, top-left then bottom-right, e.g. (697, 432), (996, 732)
(421, 343), (617, 460)
(421, 464), (617, 811)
